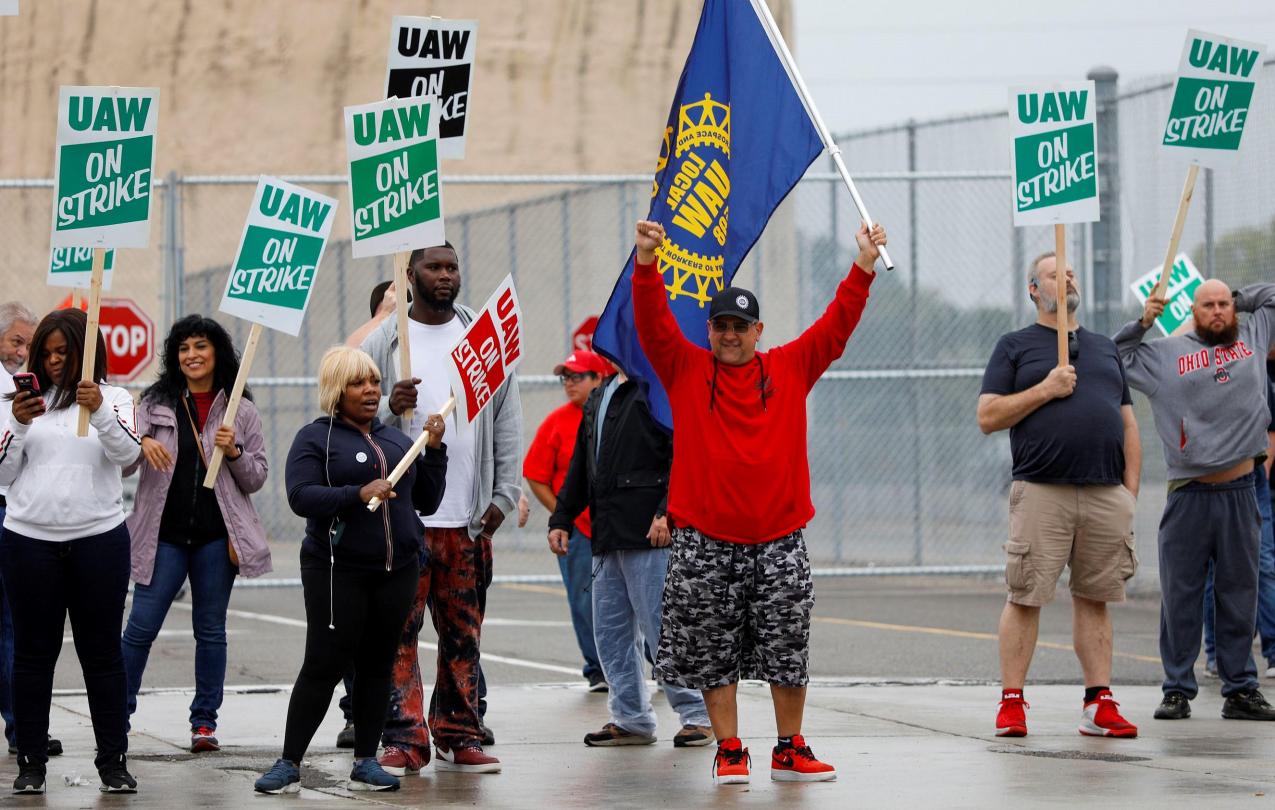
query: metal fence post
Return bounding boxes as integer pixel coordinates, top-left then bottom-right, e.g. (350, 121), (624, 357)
(906, 119), (923, 566)
(1088, 66), (1121, 335)
(160, 171), (184, 331)
(1204, 167), (1215, 277)
(561, 193), (572, 352)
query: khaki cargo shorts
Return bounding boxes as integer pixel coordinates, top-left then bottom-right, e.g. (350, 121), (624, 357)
(1004, 481), (1138, 606)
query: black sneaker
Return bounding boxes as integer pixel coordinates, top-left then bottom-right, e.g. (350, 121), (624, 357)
(1153, 691), (1191, 720)
(480, 723), (496, 747)
(98, 755), (138, 793)
(8, 736), (61, 757)
(587, 672), (609, 693)
(335, 721), (355, 749)
(1222, 689), (1275, 720)
(12, 756), (44, 794)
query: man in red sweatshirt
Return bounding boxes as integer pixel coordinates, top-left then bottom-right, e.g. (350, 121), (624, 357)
(631, 218), (886, 786)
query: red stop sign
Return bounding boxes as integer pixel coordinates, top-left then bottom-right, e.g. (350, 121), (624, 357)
(58, 296), (156, 382)
(572, 316), (598, 352)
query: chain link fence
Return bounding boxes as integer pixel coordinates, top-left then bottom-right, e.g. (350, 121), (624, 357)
(3, 60), (1274, 585)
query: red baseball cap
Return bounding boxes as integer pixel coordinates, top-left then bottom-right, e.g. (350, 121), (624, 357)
(554, 350), (610, 377)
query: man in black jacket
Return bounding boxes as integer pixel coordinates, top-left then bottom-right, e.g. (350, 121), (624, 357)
(549, 373), (711, 748)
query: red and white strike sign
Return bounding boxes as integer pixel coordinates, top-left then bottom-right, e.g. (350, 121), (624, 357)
(59, 295), (155, 382)
(448, 274), (522, 423)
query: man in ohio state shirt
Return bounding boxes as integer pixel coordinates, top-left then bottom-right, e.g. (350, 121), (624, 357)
(1117, 278), (1275, 722)
(631, 217), (885, 785)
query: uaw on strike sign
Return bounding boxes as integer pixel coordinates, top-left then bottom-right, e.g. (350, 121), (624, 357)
(1162, 29), (1266, 165)
(386, 16), (477, 159)
(447, 275), (521, 424)
(218, 177), (337, 336)
(1009, 82), (1099, 227)
(51, 86), (158, 249)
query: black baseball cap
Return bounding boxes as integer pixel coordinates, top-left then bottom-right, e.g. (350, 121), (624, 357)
(709, 286), (760, 323)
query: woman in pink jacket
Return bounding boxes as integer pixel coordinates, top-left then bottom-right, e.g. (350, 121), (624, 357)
(122, 315), (271, 753)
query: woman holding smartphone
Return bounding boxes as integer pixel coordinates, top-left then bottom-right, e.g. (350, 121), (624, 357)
(0, 308), (141, 794)
(254, 346), (447, 795)
(122, 315), (271, 754)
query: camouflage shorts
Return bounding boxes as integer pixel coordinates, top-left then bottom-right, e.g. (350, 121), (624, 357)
(655, 526), (814, 689)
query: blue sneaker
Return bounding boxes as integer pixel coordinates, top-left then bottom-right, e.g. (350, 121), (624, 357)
(349, 758), (400, 792)
(254, 758), (300, 794)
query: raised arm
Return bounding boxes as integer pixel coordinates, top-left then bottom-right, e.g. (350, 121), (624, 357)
(1234, 283), (1275, 352)
(1113, 295), (1165, 397)
(632, 220), (697, 385)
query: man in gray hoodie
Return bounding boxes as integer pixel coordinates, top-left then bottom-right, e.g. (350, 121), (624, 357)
(1116, 278), (1275, 722)
(360, 243), (523, 774)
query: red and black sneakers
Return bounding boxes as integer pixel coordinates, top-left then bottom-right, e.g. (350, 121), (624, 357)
(712, 738), (751, 785)
(770, 735), (836, 782)
(996, 692), (1029, 737)
(1079, 689), (1138, 738)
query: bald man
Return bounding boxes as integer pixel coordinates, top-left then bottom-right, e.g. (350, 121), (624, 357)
(1116, 278), (1275, 721)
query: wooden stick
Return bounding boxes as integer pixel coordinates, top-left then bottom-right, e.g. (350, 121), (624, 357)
(71, 289), (81, 310)
(1152, 164), (1201, 302)
(367, 394), (456, 512)
(202, 322), (263, 488)
(76, 250), (106, 437)
(1054, 224), (1069, 368)
(394, 250), (414, 427)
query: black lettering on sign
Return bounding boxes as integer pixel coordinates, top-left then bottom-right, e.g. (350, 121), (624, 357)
(387, 64), (471, 139)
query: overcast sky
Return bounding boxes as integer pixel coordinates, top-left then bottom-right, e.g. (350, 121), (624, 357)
(793, 0), (1275, 134)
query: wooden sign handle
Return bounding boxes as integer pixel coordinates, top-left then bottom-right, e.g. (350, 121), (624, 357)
(1152, 164), (1201, 302)
(202, 322), (263, 488)
(1054, 224), (1069, 368)
(76, 250), (106, 437)
(394, 250), (414, 427)
(367, 393), (457, 512)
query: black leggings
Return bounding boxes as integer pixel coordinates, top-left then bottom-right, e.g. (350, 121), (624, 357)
(283, 561), (418, 761)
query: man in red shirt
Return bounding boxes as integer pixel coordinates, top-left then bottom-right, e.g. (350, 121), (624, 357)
(632, 218), (886, 786)
(523, 350), (609, 691)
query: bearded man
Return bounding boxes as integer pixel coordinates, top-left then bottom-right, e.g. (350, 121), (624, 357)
(1116, 278), (1275, 721)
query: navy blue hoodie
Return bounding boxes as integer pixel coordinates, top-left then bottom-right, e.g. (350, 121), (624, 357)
(286, 416), (446, 572)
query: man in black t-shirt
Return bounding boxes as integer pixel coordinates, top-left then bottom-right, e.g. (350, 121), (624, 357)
(977, 252), (1142, 740)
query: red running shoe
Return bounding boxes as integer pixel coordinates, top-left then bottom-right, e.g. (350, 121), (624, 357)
(1079, 689), (1138, 738)
(996, 692), (1029, 737)
(435, 743), (501, 774)
(190, 727), (219, 753)
(378, 744), (429, 776)
(712, 738), (751, 785)
(770, 735), (836, 782)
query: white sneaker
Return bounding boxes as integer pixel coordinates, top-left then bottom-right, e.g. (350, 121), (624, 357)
(1265, 664), (1275, 678)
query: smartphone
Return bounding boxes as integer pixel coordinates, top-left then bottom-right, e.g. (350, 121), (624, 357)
(12, 373), (39, 396)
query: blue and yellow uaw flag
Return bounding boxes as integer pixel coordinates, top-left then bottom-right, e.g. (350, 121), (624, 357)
(593, 0), (824, 430)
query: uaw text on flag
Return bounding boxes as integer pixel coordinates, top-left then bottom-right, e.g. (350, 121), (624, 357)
(592, 0), (825, 431)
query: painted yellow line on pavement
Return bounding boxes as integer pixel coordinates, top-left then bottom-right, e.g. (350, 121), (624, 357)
(815, 616), (1161, 664)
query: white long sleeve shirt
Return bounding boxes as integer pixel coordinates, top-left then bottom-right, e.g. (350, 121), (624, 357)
(0, 384), (141, 541)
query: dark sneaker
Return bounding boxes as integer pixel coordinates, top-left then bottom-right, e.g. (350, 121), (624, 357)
(434, 743), (501, 773)
(673, 724), (714, 747)
(191, 726), (220, 753)
(254, 758), (300, 794)
(480, 723), (496, 747)
(583, 723), (657, 747)
(349, 758), (400, 792)
(1154, 691), (1191, 720)
(377, 745), (428, 777)
(12, 756), (44, 794)
(9, 736), (61, 757)
(771, 734), (837, 782)
(1222, 689), (1275, 720)
(97, 755), (138, 793)
(712, 738), (750, 786)
(587, 672), (609, 693)
(335, 721), (355, 749)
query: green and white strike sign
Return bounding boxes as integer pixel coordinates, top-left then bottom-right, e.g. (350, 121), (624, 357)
(218, 177), (337, 336)
(1162, 29), (1266, 166)
(51, 86), (159, 249)
(344, 95), (445, 259)
(48, 247), (115, 291)
(1009, 81), (1100, 227)
(1130, 254), (1204, 337)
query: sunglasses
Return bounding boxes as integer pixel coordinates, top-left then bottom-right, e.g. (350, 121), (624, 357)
(710, 319), (754, 334)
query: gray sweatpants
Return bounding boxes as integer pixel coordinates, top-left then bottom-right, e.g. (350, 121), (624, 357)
(1159, 473), (1261, 698)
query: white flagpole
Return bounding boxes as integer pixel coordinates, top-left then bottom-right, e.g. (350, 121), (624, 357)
(750, 0), (895, 271)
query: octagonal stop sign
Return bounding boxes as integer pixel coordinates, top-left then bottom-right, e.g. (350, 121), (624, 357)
(58, 296), (156, 382)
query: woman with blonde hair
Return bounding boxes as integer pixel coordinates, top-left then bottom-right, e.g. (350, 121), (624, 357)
(254, 347), (447, 794)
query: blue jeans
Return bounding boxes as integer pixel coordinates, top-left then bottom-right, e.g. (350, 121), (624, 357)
(1204, 463), (1275, 668)
(592, 548), (709, 736)
(122, 540), (237, 730)
(558, 529), (602, 680)
(0, 506), (12, 746)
